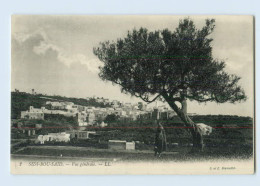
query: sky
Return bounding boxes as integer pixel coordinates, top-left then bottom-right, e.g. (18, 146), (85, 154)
(11, 15), (254, 116)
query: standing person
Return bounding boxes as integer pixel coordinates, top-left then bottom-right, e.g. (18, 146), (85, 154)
(154, 122), (167, 158)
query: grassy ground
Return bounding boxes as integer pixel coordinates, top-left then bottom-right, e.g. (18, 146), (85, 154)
(13, 144), (253, 162)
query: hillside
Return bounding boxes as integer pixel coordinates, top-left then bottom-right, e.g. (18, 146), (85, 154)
(11, 92), (110, 119)
(11, 91), (254, 157)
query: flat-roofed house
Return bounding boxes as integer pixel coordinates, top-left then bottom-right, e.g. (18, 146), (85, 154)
(108, 140), (135, 150)
(37, 132), (70, 144)
(66, 130), (96, 139)
(78, 112), (95, 126)
(108, 140), (126, 150)
(21, 110), (44, 120)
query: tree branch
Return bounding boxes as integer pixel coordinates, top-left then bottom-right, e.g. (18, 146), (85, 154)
(135, 93), (161, 104)
(186, 95), (215, 102)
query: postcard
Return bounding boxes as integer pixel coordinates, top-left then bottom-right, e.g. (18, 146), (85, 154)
(11, 15), (254, 174)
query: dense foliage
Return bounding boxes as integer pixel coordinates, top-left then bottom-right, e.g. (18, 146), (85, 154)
(93, 18), (246, 104)
(93, 18), (248, 151)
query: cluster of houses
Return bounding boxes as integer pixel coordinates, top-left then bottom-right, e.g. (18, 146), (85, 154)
(20, 99), (177, 126)
(14, 91), (207, 152)
(37, 132), (136, 150)
(37, 131), (97, 144)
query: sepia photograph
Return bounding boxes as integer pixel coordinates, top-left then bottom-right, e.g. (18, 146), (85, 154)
(10, 15), (254, 174)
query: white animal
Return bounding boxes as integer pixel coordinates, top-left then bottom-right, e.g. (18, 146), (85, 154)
(196, 123), (213, 136)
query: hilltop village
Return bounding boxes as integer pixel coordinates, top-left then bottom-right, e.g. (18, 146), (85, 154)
(20, 97), (176, 126)
(11, 89), (253, 154)
(11, 89), (178, 150)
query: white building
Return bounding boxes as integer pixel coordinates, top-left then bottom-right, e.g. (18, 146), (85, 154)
(37, 132), (70, 144)
(78, 112), (95, 126)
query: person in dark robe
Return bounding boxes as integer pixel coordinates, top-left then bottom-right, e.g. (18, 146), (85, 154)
(154, 122), (167, 158)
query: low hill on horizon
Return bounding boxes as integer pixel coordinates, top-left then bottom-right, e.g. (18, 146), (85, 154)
(11, 91), (111, 119)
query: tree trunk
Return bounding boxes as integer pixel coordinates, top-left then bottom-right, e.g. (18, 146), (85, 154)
(163, 95), (204, 152)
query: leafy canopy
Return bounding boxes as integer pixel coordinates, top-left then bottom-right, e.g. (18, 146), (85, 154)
(93, 18), (246, 104)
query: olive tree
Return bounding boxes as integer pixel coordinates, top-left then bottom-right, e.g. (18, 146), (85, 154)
(93, 18), (246, 152)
